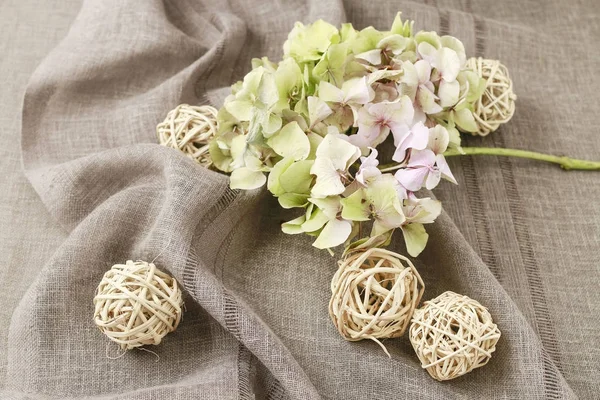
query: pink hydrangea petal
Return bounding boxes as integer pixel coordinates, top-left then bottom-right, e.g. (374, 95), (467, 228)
(347, 133), (371, 149)
(436, 154), (457, 184)
(392, 145), (407, 163)
(415, 59), (432, 84)
(425, 168), (441, 189)
(407, 149), (436, 167)
(413, 106), (427, 124)
(356, 121), (381, 143)
(395, 167), (429, 191)
(408, 122), (430, 150)
(390, 122), (410, 147)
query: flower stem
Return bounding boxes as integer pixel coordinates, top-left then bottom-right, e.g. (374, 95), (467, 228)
(377, 147), (600, 171)
(444, 147), (600, 170)
(379, 164), (404, 173)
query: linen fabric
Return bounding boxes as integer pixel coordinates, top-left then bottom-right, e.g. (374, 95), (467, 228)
(1, 0), (599, 398)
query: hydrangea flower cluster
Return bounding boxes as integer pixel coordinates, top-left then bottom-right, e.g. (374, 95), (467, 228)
(209, 13), (487, 256)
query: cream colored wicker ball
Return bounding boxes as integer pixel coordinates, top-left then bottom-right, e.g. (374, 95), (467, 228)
(329, 248), (424, 355)
(93, 260), (184, 350)
(157, 104), (218, 167)
(466, 57), (517, 136)
(409, 291), (501, 381)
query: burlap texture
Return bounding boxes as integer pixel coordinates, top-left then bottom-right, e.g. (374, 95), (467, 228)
(1, 0), (599, 398)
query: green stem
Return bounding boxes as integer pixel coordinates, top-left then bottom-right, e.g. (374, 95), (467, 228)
(379, 163), (405, 173)
(378, 147), (600, 172)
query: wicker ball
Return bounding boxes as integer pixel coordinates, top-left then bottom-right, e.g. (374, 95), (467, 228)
(466, 57), (517, 136)
(329, 248), (424, 355)
(157, 104), (218, 167)
(93, 260), (184, 350)
(409, 291), (501, 381)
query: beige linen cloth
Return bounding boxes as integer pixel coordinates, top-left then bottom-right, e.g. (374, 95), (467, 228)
(1, 0), (599, 398)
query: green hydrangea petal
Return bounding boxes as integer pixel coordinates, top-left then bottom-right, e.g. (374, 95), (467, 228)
(340, 189), (370, 221)
(280, 159), (314, 193)
(301, 208), (329, 232)
(415, 31), (441, 49)
(230, 167), (266, 190)
(282, 215), (306, 234)
(225, 100), (254, 122)
(209, 139), (233, 172)
(390, 12), (414, 37)
(267, 157), (295, 196)
(454, 108), (478, 132)
(279, 193), (310, 209)
(401, 223), (429, 257)
(267, 121), (310, 160)
(312, 218), (352, 249)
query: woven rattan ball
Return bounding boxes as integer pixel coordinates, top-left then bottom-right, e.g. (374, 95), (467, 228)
(409, 291), (501, 381)
(93, 260), (183, 350)
(329, 248), (424, 355)
(157, 104), (218, 167)
(466, 57), (517, 136)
